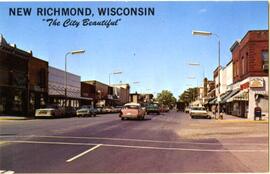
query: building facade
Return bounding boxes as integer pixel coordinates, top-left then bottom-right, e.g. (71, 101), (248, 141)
(229, 30), (268, 119)
(111, 84), (130, 105)
(83, 80), (111, 107)
(48, 66), (82, 108)
(0, 35), (29, 116)
(0, 35), (49, 116)
(28, 55), (48, 115)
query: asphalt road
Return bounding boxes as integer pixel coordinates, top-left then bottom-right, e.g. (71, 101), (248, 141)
(0, 111), (268, 173)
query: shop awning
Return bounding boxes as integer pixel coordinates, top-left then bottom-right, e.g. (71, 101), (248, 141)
(227, 90), (248, 102)
(218, 90), (233, 104)
(209, 98), (217, 104)
(220, 89), (240, 104)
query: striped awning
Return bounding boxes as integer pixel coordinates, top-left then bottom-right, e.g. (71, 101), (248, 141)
(227, 90), (248, 102)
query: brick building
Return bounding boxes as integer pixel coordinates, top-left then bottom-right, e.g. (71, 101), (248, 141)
(83, 80), (112, 107)
(229, 30), (268, 119)
(28, 55), (48, 116)
(0, 35), (49, 116)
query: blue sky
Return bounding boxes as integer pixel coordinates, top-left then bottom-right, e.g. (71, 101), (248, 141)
(0, 1), (267, 97)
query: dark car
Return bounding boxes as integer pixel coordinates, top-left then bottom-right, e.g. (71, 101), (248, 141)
(146, 103), (160, 115)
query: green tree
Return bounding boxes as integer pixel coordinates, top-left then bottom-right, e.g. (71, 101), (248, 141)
(178, 87), (199, 104)
(156, 90), (176, 107)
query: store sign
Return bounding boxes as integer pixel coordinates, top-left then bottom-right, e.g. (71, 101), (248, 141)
(240, 82), (249, 90)
(250, 78), (264, 88)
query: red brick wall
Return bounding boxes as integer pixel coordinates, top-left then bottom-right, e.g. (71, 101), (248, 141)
(232, 30), (268, 83)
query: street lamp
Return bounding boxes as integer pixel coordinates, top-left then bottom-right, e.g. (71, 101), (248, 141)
(65, 49), (85, 110)
(188, 62), (205, 82)
(132, 81), (140, 93)
(109, 71), (122, 85)
(192, 30), (221, 119)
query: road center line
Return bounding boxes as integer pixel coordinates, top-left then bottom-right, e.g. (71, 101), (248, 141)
(2, 140), (267, 153)
(66, 144), (102, 163)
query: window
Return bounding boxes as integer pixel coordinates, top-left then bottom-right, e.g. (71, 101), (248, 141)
(262, 51), (269, 71)
(241, 56), (245, 75)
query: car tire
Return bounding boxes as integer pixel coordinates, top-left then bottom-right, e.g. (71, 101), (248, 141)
(121, 117), (124, 120)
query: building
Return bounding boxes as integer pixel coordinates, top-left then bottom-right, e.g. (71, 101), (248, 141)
(80, 82), (95, 106)
(111, 84), (130, 105)
(0, 35), (29, 116)
(229, 30), (268, 119)
(0, 35), (49, 116)
(83, 80), (112, 107)
(48, 66), (89, 108)
(28, 54), (48, 115)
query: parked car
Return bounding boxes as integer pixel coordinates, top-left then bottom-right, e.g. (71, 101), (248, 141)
(119, 103), (146, 120)
(146, 103), (160, 115)
(76, 105), (97, 117)
(65, 107), (77, 117)
(190, 106), (210, 119)
(35, 104), (65, 118)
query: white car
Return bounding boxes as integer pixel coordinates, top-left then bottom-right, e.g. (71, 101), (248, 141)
(76, 105), (97, 117)
(190, 106), (210, 119)
(35, 104), (65, 118)
(119, 103), (146, 120)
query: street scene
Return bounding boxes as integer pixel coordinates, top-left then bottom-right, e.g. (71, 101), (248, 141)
(0, 1), (269, 173)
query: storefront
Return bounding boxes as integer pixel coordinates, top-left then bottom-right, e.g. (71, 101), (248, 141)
(227, 77), (268, 119)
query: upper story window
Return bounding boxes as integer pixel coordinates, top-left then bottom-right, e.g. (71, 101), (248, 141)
(262, 50), (268, 71)
(241, 56), (245, 75)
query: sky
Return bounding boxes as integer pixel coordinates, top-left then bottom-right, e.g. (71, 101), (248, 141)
(0, 1), (268, 98)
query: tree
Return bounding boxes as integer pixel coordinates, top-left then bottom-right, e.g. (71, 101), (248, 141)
(156, 90), (176, 107)
(178, 87), (199, 104)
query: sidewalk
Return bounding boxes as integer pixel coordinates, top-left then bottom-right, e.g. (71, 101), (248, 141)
(208, 112), (268, 123)
(0, 116), (31, 120)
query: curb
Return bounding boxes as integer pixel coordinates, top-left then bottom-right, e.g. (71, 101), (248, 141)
(214, 119), (268, 123)
(0, 117), (31, 120)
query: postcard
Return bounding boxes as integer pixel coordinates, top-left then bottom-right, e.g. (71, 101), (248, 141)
(0, 1), (268, 173)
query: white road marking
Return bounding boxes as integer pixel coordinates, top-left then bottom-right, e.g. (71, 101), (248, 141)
(66, 144), (102, 162)
(2, 140), (267, 153)
(0, 135), (268, 146)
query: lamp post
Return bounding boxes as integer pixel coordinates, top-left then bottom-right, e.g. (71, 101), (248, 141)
(109, 71), (122, 85)
(192, 30), (221, 118)
(64, 50), (85, 111)
(188, 62), (205, 84)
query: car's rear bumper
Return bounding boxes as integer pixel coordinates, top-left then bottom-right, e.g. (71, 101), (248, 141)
(190, 113), (209, 117)
(121, 115), (140, 118)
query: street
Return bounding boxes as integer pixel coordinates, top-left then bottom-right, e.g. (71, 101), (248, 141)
(0, 111), (268, 173)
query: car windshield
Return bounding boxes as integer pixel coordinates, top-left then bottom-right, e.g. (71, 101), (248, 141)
(192, 107), (206, 111)
(125, 105), (139, 109)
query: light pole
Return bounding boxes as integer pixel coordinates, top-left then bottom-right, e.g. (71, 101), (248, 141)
(132, 81), (140, 93)
(192, 30), (221, 118)
(65, 50), (85, 111)
(109, 71), (122, 85)
(188, 62), (205, 84)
